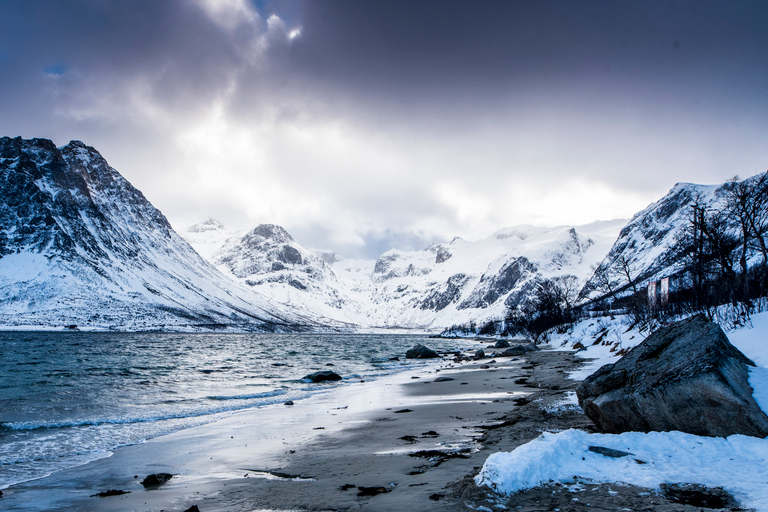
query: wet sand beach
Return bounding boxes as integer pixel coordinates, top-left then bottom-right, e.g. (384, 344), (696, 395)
(2, 346), (737, 512)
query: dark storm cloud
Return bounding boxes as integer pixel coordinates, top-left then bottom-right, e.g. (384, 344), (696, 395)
(0, 1), (767, 258)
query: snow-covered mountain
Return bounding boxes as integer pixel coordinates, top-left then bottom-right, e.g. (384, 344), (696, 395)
(0, 137), (320, 331)
(182, 219), (625, 330)
(183, 219), (364, 326)
(581, 172), (767, 302)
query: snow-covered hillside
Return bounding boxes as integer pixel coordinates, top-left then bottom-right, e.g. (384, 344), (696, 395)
(0, 137), (319, 331)
(582, 172), (767, 302)
(182, 219), (625, 330)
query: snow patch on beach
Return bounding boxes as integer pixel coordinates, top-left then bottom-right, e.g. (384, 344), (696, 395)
(541, 315), (647, 380)
(476, 429), (768, 510)
(479, 310), (768, 510)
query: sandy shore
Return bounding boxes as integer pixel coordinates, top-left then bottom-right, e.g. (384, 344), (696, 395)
(2, 345), (743, 512)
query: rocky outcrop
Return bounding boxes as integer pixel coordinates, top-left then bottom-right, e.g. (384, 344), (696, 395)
(576, 315), (768, 438)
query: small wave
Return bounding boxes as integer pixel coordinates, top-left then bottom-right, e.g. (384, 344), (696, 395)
(0, 391), (288, 431)
(206, 389), (286, 401)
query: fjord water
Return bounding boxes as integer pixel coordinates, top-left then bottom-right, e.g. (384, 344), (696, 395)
(0, 331), (470, 489)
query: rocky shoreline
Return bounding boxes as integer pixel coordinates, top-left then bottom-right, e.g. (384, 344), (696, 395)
(3, 343), (749, 511)
(164, 346), (747, 511)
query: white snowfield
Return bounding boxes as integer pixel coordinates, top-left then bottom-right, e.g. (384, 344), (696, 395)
(476, 311), (768, 510)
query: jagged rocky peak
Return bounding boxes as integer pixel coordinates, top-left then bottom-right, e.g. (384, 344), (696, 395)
(247, 224), (295, 244)
(0, 136), (171, 259)
(188, 217), (226, 233)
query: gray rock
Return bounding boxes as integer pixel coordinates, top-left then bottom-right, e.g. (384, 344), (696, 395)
(493, 339), (510, 348)
(576, 315), (768, 438)
(405, 344), (440, 359)
(588, 446), (633, 458)
(303, 370), (342, 383)
(474, 349), (485, 359)
(498, 343), (539, 357)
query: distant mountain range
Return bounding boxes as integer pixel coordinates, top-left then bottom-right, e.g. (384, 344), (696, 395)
(181, 219), (624, 330)
(1, 136), (763, 331)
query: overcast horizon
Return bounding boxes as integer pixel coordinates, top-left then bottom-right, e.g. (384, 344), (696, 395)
(1, 1), (767, 258)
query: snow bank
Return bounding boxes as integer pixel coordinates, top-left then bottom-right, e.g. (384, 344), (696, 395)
(476, 429), (768, 510)
(478, 311), (768, 510)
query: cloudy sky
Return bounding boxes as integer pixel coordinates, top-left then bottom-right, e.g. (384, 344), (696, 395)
(1, 1), (767, 258)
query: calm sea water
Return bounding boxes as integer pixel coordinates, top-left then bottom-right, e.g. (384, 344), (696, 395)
(0, 331), (472, 489)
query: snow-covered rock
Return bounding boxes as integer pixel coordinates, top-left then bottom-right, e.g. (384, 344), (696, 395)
(0, 137), (318, 331)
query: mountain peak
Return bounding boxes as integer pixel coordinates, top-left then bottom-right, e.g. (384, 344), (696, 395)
(249, 224), (294, 243)
(188, 217), (226, 233)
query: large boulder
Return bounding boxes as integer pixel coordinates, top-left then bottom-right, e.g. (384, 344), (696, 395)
(405, 343), (440, 359)
(576, 315), (768, 438)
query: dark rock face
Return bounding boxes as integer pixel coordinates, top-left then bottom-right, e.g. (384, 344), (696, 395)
(303, 370), (342, 382)
(458, 257), (537, 310)
(405, 344), (440, 359)
(278, 245), (302, 265)
(576, 315), (768, 437)
(434, 246), (452, 264)
(420, 273), (469, 311)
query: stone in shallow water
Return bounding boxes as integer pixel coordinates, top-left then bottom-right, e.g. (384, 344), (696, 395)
(576, 315), (768, 437)
(303, 370), (342, 383)
(405, 344), (439, 359)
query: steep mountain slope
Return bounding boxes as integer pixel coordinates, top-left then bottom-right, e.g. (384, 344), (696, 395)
(183, 219), (625, 330)
(0, 137), (317, 331)
(582, 172), (768, 301)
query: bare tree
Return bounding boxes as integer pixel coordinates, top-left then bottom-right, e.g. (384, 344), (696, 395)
(588, 261), (616, 298)
(552, 274), (581, 310)
(724, 173), (768, 266)
(614, 254), (638, 295)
